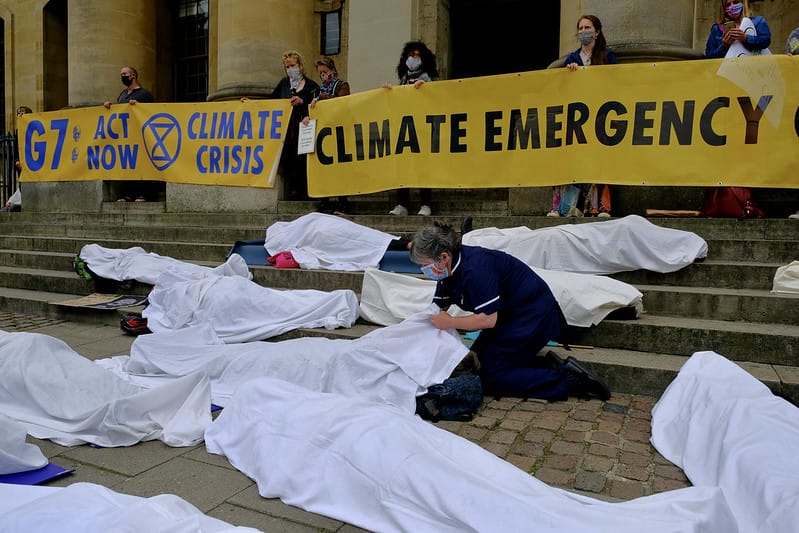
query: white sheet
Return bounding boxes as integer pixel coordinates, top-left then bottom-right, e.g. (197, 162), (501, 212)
(359, 267), (642, 328)
(772, 260), (799, 294)
(0, 414), (48, 475)
(0, 330), (211, 447)
(143, 269), (360, 343)
(462, 215), (708, 275)
(98, 308), (467, 413)
(0, 483), (261, 532)
(79, 243), (252, 284)
(206, 377), (736, 533)
(651, 351), (799, 533)
(265, 212), (400, 271)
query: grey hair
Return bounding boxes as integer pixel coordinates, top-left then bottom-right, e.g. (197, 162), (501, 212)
(410, 222), (460, 264)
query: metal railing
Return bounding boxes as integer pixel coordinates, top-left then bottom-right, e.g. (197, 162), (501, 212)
(0, 132), (19, 206)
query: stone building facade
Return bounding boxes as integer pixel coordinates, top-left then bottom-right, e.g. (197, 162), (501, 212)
(1, 0), (797, 212)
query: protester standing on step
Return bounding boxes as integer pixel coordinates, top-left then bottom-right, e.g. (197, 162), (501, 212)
(385, 41), (438, 217)
(548, 15), (617, 220)
(309, 57), (351, 214)
(786, 27), (799, 220)
(704, 0), (771, 59)
(410, 221), (610, 401)
(243, 51), (319, 202)
(103, 66), (155, 203)
(1, 106), (32, 213)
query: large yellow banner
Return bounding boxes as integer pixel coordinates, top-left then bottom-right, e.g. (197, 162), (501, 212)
(19, 99), (292, 188)
(308, 55), (798, 196)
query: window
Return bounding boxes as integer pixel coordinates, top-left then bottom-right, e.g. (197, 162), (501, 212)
(321, 10), (341, 55)
(174, 0), (209, 102)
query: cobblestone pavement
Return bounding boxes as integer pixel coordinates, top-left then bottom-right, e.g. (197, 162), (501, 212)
(4, 313), (691, 531)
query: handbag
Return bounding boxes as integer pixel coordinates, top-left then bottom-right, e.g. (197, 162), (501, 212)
(699, 187), (764, 219)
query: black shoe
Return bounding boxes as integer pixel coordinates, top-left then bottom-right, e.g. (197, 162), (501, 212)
(563, 356), (610, 401)
(544, 350), (565, 369)
(461, 215), (473, 235)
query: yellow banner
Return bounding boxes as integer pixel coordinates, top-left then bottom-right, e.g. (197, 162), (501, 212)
(308, 55), (799, 196)
(19, 100), (292, 188)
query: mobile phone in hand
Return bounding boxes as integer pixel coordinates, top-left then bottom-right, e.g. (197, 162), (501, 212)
(723, 21), (736, 32)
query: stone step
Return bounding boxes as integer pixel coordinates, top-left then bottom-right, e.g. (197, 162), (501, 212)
(570, 314), (799, 366)
(5, 210), (799, 240)
(612, 260), (782, 290)
(2, 228), (795, 270)
(0, 287), (143, 327)
(638, 285), (799, 326)
(0, 237), (232, 262)
(2, 268), (796, 365)
(0, 265), (129, 296)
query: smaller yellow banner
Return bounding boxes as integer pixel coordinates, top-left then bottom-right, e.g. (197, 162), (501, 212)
(19, 99), (292, 188)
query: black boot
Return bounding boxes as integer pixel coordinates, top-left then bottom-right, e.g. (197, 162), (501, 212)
(563, 356), (610, 401)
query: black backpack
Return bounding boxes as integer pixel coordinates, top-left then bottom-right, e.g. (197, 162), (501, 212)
(416, 374), (483, 422)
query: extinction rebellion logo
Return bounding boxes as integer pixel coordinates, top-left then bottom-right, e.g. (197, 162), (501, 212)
(142, 113), (182, 171)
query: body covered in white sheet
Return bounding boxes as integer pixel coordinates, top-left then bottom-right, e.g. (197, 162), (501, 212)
(652, 351), (799, 533)
(265, 212), (401, 271)
(462, 215), (707, 275)
(79, 244), (252, 284)
(359, 267), (642, 328)
(0, 413), (48, 475)
(0, 483), (261, 532)
(0, 331), (211, 447)
(206, 378), (736, 533)
(99, 308), (468, 413)
(143, 269), (359, 343)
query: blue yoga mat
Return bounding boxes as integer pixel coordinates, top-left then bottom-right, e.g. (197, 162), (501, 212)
(228, 239), (418, 273)
(0, 463), (75, 485)
(227, 239), (269, 266)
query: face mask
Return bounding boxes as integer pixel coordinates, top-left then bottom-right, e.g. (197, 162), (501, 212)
(319, 72), (332, 82)
(286, 66), (302, 86)
(406, 56), (422, 71)
(578, 30), (595, 46)
(725, 3), (743, 17)
(121, 75), (133, 86)
(421, 261), (449, 281)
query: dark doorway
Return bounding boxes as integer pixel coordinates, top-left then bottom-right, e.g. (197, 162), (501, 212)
(450, 0), (560, 78)
(43, 0), (68, 111)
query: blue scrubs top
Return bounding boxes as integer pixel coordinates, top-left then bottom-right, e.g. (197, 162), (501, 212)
(433, 245), (560, 353)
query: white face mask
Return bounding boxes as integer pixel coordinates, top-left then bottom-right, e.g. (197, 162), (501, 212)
(405, 56), (422, 71)
(286, 66), (302, 88)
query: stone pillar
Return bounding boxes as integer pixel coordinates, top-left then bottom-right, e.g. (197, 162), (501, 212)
(207, 0), (316, 101)
(67, 0), (158, 107)
(558, 0), (703, 64)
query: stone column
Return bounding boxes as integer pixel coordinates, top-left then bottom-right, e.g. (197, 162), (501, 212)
(67, 0), (158, 107)
(207, 0), (316, 101)
(558, 0), (703, 64)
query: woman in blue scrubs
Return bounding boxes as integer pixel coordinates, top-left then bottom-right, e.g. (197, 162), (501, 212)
(410, 222), (610, 401)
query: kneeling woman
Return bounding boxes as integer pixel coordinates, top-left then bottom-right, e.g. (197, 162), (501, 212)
(410, 222), (609, 401)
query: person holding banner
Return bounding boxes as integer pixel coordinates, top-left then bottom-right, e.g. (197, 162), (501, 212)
(410, 222), (611, 402)
(704, 0), (771, 59)
(310, 57), (351, 214)
(551, 15), (617, 219)
(386, 41), (439, 217)
(1, 106), (33, 212)
(787, 27), (799, 55)
(103, 66), (154, 108)
(263, 50), (319, 201)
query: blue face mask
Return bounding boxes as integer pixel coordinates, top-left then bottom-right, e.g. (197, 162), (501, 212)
(725, 3), (743, 17)
(421, 261), (449, 281)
